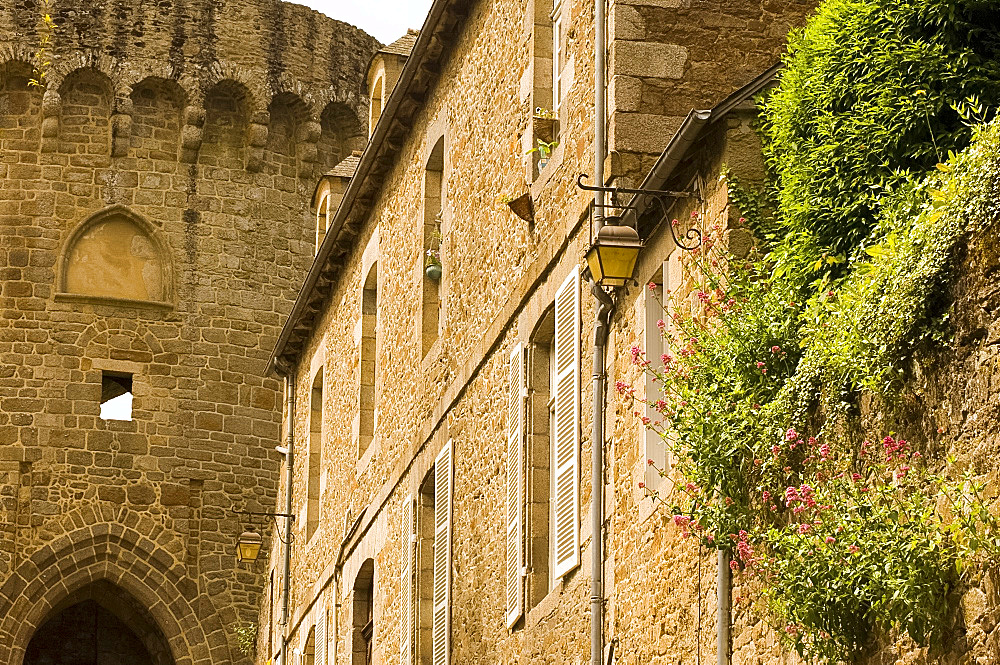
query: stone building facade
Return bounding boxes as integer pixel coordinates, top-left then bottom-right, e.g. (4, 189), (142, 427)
(262, 2), (818, 665)
(0, 1), (377, 663)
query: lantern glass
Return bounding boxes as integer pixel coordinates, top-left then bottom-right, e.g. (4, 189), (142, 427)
(586, 223), (642, 287)
(237, 529), (263, 563)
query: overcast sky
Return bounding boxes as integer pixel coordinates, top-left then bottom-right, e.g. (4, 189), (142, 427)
(293, 0), (434, 44)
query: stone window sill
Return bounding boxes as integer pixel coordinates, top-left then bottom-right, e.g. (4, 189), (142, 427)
(55, 292), (174, 311)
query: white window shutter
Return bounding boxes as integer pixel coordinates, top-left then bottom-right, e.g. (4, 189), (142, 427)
(505, 343), (526, 628)
(432, 441), (453, 665)
(316, 608), (327, 665)
(400, 494), (415, 665)
(552, 266), (580, 579)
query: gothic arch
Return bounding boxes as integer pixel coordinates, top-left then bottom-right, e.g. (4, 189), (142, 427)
(0, 504), (233, 665)
(57, 205), (174, 305)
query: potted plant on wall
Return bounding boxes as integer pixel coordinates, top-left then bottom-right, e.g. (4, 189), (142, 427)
(527, 138), (559, 171)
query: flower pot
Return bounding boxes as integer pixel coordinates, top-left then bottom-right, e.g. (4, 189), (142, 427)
(425, 263), (442, 281)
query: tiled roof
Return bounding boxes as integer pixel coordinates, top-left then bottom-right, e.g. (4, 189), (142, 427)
(380, 29), (419, 57)
(326, 152), (362, 179)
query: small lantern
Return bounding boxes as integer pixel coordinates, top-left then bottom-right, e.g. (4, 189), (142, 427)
(236, 528), (263, 563)
(585, 221), (643, 288)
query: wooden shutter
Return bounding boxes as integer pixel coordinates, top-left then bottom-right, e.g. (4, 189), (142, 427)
(316, 607), (327, 665)
(432, 441), (453, 665)
(400, 494), (415, 665)
(505, 343), (526, 628)
(553, 266), (581, 579)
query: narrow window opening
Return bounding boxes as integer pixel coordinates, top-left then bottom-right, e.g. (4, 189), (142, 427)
(551, 1), (563, 116)
(100, 371), (133, 421)
(352, 559), (375, 665)
(304, 627), (316, 665)
(307, 370), (323, 540)
(415, 470), (435, 665)
(359, 262), (378, 456)
(422, 137), (445, 357)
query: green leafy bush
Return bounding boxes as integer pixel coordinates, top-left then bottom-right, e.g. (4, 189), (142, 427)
(630, 121), (1000, 661)
(761, 0), (1000, 259)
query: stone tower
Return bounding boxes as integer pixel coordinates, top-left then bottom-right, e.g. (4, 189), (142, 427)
(0, 1), (377, 663)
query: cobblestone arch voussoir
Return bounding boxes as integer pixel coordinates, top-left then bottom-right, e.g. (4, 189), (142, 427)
(0, 503), (232, 665)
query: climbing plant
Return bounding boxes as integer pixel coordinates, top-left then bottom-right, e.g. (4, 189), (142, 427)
(623, 0), (1000, 659)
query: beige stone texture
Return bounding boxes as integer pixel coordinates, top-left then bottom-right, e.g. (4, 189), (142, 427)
(266, 3), (820, 665)
(0, 0), (377, 663)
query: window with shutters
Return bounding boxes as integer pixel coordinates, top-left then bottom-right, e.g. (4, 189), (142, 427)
(307, 370), (323, 541)
(414, 472), (435, 665)
(316, 607), (328, 665)
(431, 441), (453, 665)
(527, 309), (556, 604)
(421, 136), (445, 357)
(400, 495), (416, 665)
(552, 267), (581, 579)
(505, 343), (526, 628)
(359, 262), (378, 457)
(644, 258), (677, 494)
(352, 559), (375, 665)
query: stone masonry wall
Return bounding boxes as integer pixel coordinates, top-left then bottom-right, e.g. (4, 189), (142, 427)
(0, 2), (377, 663)
(269, 3), (816, 665)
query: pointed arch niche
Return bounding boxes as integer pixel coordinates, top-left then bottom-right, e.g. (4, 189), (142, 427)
(23, 579), (175, 665)
(57, 206), (174, 308)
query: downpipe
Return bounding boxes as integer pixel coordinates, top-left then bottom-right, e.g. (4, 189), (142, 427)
(281, 371), (295, 664)
(591, 282), (614, 665)
(718, 550), (730, 665)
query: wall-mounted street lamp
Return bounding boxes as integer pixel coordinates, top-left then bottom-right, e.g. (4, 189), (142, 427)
(577, 174), (701, 287)
(584, 221), (643, 288)
(237, 527), (264, 563)
(232, 510), (295, 565)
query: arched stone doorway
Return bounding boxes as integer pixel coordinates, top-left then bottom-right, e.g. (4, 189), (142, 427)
(23, 580), (174, 665)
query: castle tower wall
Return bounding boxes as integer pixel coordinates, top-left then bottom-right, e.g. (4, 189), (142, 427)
(0, 2), (378, 663)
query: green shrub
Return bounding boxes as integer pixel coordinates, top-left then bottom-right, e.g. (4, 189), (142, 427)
(761, 0), (1000, 260)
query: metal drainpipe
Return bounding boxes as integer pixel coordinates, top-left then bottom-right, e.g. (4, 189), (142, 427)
(592, 1), (609, 664)
(591, 282), (614, 665)
(594, 0), (607, 229)
(281, 371), (296, 664)
(718, 550), (731, 665)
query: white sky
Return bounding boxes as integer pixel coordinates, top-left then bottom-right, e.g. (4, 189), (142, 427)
(292, 0), (434, 45)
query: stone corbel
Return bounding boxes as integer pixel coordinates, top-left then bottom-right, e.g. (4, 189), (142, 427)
(180, 106), (205, 164)
(298, 120), (322, 165)
(110, 96), (133, 158)
(246, 111), (269, 172)
(40, 89), (60, 153)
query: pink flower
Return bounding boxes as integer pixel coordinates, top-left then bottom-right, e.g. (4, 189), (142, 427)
(771, 445), (781, 457)
(762, 491), (771, 502)
(819, 443), (831, 458)
(785, 428), (799, 441)
(797, 523), (812, 534)
(640, 416), (651, 425)
(848, 545), (859, 553)
(657, 319), (666, 331)
(638, 482), (645, 489)
(647, 458), (655, 466)
(648, 282), (657, 291)
(770, 345), (781, 354)
(756, 361), (765, 369)
(825, 536), (836, 545)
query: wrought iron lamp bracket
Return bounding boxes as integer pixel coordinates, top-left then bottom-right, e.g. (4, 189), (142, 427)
(576, 174), (703, 251)
(233, 509), (296, 545)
